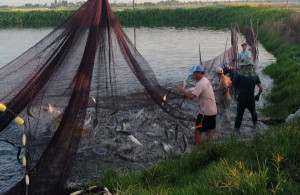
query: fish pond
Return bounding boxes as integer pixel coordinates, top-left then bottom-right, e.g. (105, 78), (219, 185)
(0, 27), (276, 191)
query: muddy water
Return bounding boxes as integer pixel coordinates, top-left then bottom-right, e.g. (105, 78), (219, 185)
(0, 27), (275, 191)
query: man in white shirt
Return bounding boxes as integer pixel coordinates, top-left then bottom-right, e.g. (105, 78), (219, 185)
(177, 64), (217, 146)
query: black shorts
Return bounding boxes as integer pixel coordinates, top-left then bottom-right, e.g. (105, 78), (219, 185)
(195, 114), (216, 132)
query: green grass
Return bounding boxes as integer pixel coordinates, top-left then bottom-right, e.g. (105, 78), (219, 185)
(259, 22), (300, 119)
(0, 6), (291, 28)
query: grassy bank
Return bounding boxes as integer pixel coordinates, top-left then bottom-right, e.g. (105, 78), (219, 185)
(0, 6), (291, 28)
(258, 12), (300, 119)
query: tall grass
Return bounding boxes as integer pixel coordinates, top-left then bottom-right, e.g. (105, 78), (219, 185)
(258, 13), (300, 119)
(0, 10), (75, 27)
(115, 6), (290, 29)
(0, 6), (291, 28)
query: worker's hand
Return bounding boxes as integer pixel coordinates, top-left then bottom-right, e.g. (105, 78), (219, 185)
(177, 85), (184, 93)
(254, 94), (260, 101)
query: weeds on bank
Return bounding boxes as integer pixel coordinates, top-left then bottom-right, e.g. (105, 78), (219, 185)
(261, 28), (300, 119)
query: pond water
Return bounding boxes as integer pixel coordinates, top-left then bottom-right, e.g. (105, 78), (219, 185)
(0, 27), (276, 192)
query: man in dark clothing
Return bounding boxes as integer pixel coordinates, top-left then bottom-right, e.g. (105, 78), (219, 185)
(225, 73), (263, 129)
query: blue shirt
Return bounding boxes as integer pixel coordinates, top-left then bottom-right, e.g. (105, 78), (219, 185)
(238, 50), (251, 61)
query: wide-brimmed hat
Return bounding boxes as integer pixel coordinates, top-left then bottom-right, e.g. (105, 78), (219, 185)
(238, 65), (256, 77)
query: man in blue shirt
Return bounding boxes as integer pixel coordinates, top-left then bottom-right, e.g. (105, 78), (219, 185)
(238, 43), (252, 69)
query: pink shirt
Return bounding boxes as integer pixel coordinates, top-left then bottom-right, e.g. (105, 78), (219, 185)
(192, 77), (217, 116)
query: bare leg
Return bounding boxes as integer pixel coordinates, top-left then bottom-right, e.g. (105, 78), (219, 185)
(195, 129), (202, 146)
(207, 130), (214, 143)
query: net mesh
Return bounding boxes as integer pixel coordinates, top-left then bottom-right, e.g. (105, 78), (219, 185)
(245, 27), (258, 64)
(0, 0), (241, 193)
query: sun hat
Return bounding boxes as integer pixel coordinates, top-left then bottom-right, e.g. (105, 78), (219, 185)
(238, 65), (256, 77)
(189, 64), (204, 73)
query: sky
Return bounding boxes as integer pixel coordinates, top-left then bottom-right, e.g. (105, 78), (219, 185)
(0, 0), (145, 6)
(0, 0), (196, 6)
(0, 0), (83, 6)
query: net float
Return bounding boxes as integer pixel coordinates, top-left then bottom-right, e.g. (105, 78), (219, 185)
(14, 116), (24, 126)
(0, 102), (6, 112)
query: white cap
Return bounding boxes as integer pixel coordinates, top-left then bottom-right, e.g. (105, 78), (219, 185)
(216, 67), (223, 74)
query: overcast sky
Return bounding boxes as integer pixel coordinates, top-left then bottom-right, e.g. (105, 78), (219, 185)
(0, 0), (147, 6)
(0, 0), (80, 6)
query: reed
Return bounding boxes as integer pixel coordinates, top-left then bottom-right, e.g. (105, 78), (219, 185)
(0, 6), (291, 28)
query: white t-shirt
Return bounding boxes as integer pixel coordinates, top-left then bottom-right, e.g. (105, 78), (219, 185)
(192, 77), (217, 116)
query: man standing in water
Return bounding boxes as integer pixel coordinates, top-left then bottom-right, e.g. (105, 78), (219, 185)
(225, 71), (263, 129)
(177, 65), (217, 146)
(216, 67), (232, 109)
(238, 43), (252, 69)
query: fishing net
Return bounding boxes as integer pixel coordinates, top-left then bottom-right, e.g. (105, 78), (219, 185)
(0, 0), (239, 193)
(245, 27), (258, 64)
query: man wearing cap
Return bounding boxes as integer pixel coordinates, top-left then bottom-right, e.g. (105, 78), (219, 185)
(238, 43), (252, 68)
(177, 65), (217, 146)
(222, 63), (235, 81)
(216, 67), (232, 109)
(224, 72), (263, 129)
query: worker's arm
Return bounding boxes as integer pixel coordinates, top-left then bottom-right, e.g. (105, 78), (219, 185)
(224, 83), (233, 90)
(177, 85), (196, 100)
(257, 83), (263, 96)
(255, 83), (263, 101)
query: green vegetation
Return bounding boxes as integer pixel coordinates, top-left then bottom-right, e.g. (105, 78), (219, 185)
(0, 9), (75, 27)
(259, 13), (300, 119)
(0, 6), (291, 28)
(115, 6), (291, 28)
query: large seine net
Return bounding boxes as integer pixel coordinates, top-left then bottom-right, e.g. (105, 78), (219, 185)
(0, 1), (257, 194)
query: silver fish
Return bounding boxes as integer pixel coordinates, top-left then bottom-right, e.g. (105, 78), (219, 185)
(90, 96), (96, 104)
(162, 142), (173, 153)
(122, 122), (126, 131)
(84, 115), (91, 126)
(136, 108), (144, 119)
(128, 135), (142, 146)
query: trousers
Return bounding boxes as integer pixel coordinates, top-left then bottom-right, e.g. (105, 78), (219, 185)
(235, 98), (257, 128)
